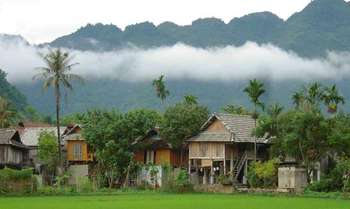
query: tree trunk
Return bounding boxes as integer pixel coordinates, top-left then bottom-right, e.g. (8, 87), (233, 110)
(55, 83), (62, 167)
(254, 104), (257, 162)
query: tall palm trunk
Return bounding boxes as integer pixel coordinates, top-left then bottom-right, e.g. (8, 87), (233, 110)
(55, 83), (62, 163)
(254, 104), (257, 162)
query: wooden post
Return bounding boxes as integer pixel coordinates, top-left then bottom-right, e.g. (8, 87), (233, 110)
(223, 145), (226, 175)
(210, 160), (214, 185)
(230, 149), (234, 172)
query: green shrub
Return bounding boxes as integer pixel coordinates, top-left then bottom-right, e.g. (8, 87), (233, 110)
(160, 169), (193, 193)
(0, 167), (36, 194)
(75, 176), (95, 193)
(247, 159), (279, 188)
(307, 158), (350, 193)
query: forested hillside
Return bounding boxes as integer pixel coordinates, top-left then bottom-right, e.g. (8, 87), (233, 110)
(48, 0), (350, 57)
(0, 69), (28, 111)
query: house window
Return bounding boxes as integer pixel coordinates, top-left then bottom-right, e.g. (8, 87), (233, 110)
(145, 150), (155, 164)
(73, 143), (83, 160)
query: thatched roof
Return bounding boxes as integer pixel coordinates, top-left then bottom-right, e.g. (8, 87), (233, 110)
(188, 113), (269, 144)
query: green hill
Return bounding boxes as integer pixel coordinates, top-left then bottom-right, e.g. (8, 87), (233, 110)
(48, 0), (350, 57)
(0, 69), (28, 111)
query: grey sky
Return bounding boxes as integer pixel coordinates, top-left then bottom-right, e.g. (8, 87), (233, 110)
(0, 0), (312, 44)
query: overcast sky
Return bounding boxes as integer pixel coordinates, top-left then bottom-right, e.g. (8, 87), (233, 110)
(0, 0), (312, 44)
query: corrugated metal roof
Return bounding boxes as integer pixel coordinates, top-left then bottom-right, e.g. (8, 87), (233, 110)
(20, 127), (65, 146)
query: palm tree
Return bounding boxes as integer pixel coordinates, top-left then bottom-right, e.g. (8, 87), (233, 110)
(152, 75), (170, 105)
(0, 97), (16, 128)
(243, 79), (265, 161)
(34, 49), (83, 161)
(322, 84), (345, 114)
(184, 94), (198, 105)
(306, 82), (324, 106)
(292, 90), (305, 109)
(267, 103), (284, 118)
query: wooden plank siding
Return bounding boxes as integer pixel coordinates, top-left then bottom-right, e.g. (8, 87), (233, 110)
(189, 142), (225, 159)
(205, 120), (226, 132)
(66, 141), (93, 162)
(0, 146), (25, 165)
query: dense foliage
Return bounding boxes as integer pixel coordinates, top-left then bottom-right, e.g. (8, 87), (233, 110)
(160, 96), (209, 148)
(81, 109), (160, 188)
(0, 69), (27, 111)
(38, 131), (59, 174)
(247, 159), (279, 188)
(0, 168), (36, 194)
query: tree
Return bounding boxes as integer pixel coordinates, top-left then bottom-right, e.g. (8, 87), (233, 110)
(0, 96), (16, 128)
(183, 94), (198, 105)
(306, 82), (324, 106)
(322, 84), (345, 114)
(292, 90), (305, 109)
(161, 96), (209, 162)
(34, 49), (84, 162)
(81, 109), (160, 188)
(271, 110), (329, 181)
(38, 131), (59, 183)
(243, 79), (265, 161)
(152, 75), (170, 105)
(222, 104), (250, 115)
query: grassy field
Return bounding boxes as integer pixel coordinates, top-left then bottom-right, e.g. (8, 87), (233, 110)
(0, 193), (349, 209)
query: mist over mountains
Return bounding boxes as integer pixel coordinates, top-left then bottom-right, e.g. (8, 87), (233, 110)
(2, 0), (350, 115)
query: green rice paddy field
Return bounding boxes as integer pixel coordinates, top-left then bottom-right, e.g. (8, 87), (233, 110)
(0, 193), (349, 209)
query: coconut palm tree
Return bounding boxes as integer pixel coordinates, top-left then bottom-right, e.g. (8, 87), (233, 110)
(34, 49), (83, 161)
(292, 90), (305, 109)
(322, 84), (345, 114)
(152, 75), (170, 105)
(306, 82), (324, 106)
(243, 79), (265, 161)
(267, 103), (284, 118)
(0, 97), (16, 128)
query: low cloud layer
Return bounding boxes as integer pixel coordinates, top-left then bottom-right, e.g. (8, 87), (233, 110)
(1, 36), (350, 83)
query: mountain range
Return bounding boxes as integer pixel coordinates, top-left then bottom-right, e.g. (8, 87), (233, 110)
(46, 0), (350, 57)
(3, 0), (350, 115)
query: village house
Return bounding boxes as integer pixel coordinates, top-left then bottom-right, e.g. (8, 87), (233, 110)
(62, 124), (93, 184)
(134, 128), (188, 187)
(187, 113), (270, 185)
(17, 122), (65, 172)
(134, 128), (186, 167)
(63, 124), (93, 164)
(0, 129), (29, 169)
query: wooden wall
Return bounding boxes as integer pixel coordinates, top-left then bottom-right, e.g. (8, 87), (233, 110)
(206, 120), (226, 132)
(66, 141), (92, 162)
(189, 142), (225, 159)
(155, 149), (171, 165)
(133, 149), (187, 168)
(0, 146), (25, 165)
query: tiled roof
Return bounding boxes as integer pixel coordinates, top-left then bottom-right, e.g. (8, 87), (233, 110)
(20, 127), (65, 147)
(188, 131), (232, 142)
(189, 113), (269, 144)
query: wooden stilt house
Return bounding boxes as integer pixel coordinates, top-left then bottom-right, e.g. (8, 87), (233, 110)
(187, 113), (270, 185)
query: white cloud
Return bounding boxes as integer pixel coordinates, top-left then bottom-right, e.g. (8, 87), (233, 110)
(1, 37), (350, 84)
